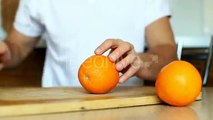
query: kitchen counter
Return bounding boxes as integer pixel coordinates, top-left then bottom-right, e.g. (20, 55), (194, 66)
(0, 87), (212, 120)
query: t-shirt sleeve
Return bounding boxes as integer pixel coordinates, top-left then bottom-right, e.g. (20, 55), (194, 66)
(14, 0), (44, 37)
(145, 0), (171, 27)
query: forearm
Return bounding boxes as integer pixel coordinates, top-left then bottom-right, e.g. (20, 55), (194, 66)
(136, 44), (178, 81)
(2, 28), (39, 68)
(3, 40), (29, 68)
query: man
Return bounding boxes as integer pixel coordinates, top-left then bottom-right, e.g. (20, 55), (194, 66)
(0, 0), (177, 87)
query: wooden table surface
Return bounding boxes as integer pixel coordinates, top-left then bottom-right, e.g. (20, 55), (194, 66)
(1, 87), (212, 120)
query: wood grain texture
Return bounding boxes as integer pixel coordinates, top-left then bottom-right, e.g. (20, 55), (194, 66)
(1, 88), (210, 120)
(0, 86), (202, 117)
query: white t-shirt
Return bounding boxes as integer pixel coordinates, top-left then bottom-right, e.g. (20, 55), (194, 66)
(14, 0), (171, 87)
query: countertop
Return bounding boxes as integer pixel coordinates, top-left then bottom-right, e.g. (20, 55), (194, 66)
(0, 87), (212, 120)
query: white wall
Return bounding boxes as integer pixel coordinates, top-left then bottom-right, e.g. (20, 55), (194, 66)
(203, 0), (213, 34)
(170, 0), (205, 37)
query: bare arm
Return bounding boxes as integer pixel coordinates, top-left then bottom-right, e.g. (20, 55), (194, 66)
(95, 16), (178, 83)
(0, 27), (39, 69)
(136, 17), (178, 80)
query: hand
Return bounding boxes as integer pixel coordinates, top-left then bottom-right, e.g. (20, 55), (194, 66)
(0, 41), (11, 70)
(95, 39), (142, 83)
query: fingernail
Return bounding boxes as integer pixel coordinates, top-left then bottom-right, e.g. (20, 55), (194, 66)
(116, 63), (123, 71)
(119, 77), (125, 83)
(95, 48), (102, 54)
(109, 54), (116, 61)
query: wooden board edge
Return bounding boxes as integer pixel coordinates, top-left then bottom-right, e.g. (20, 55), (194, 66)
(0, 92), (202, 117)
(0, 96), (162, 117)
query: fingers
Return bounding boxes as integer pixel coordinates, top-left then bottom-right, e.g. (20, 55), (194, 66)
(95, 39), (133, 62)
(0, 42), (11, 68)
(119, 57), (142, 83)
(95, 39), (120, 55)
(0, 64), (4, 70)
(0, 42), (7, 54)
(108, 42), (133, 62)
(95, 39), (142, 83)
(116, 53), (137, 71)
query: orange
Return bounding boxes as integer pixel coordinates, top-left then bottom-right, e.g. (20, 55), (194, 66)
(78, 55), (119, 94)
(155, 60), (202, 106)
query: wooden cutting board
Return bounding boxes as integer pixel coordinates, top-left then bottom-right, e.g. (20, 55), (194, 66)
(0, 86), (202, 117)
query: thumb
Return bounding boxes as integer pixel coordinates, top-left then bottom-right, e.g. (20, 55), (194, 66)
(0, 42), (8, 54)
(0, 41), (11, 63)
(0, 64), (4, 70)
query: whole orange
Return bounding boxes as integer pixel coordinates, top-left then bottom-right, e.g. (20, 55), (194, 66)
(155, 60), (202, 106)
(78, 55), (119, 94)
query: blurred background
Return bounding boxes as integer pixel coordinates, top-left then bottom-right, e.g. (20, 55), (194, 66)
(0, 0), (212, 87)
(171, 0), (213, 36)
